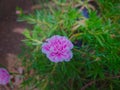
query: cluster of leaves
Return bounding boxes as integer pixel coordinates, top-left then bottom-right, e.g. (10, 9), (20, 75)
(18, 0), (120, 89)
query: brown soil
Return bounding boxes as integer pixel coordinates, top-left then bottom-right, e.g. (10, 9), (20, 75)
(0, 0), (32, 89)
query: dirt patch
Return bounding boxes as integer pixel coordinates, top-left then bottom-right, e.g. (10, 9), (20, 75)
(0, 0), (32, 89)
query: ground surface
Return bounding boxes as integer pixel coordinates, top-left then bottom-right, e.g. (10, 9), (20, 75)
(0, 0), (32, 89)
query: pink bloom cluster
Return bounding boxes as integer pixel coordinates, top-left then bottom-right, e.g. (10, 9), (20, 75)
(0, 68), (10, 85)
(42, 35), (73, 63)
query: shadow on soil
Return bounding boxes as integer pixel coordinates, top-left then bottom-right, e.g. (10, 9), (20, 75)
(0, 0), (32, 69)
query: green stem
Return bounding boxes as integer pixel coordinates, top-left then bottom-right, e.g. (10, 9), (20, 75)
(42, 63), (57, 90)
(31, 39), (42, 45)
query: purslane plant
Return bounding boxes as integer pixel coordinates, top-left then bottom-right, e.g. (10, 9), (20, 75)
(18, 0), (120, 89)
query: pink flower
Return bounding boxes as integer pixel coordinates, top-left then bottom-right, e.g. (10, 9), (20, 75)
(42, 35), (73, 63)
(0, 68), (10, 85)
(16, 10), (21, 15)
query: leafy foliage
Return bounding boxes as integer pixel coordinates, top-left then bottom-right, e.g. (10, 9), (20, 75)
(18, 0), (120, 89)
